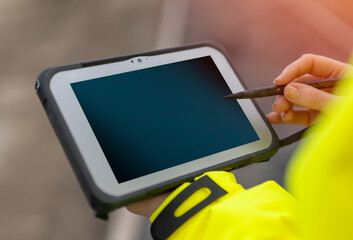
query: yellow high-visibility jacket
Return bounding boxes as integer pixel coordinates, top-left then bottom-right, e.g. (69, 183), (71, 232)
(151, 70), (353, 240)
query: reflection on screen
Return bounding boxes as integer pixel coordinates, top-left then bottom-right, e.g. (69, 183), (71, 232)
(71, 56), (259, 183)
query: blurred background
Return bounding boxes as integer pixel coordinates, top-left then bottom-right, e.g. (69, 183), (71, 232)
(1, 0), (352, 239)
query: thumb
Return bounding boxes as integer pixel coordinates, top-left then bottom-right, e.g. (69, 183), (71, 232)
(284, 83), (337, 111)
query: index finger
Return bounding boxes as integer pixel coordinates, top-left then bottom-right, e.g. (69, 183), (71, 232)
(274, 54), (351, 86)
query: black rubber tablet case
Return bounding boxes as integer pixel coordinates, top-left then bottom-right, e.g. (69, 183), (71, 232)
(35, 42), (280, 220)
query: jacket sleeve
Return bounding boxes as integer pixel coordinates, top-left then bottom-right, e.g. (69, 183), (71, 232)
(285, 69), (353, 240)
(150, 171), (299, 240)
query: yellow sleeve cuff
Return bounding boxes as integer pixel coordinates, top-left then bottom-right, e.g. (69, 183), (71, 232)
(150, 171), (298, 240)
(150, 171), (244, 222)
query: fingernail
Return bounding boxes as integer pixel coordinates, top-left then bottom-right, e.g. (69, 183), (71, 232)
(286, 86), (299, 99)
(281, 112), (290, 122)
(273, 73), (283, 84)
(272, 102), (277, 111)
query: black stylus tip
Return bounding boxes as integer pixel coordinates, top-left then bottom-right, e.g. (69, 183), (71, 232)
(223, 93), (238, 99)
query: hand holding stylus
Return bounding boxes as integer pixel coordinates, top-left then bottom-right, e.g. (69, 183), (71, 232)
(266, 54), (352, 126)
(126, 54), (352, 217)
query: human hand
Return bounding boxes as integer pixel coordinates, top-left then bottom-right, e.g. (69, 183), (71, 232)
(266, 54), (352, 126)
(126, 54), (352, 217)
(126, 192), (170, 217)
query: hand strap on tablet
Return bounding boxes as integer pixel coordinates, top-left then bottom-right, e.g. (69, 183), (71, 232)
(150, 175), (227, 240)
(278, 127), (310, 148)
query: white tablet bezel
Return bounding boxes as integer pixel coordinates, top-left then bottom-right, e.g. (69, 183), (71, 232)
(50, 46), (272, 196)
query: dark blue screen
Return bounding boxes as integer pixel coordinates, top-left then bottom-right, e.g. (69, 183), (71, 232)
(71, 56), (259, 183)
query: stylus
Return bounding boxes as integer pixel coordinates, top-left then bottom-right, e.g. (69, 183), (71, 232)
(223, 77), (345, 99)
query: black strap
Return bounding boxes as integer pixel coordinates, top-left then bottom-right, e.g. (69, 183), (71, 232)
(150, 175), (227, 240)
(278, 126), (310, 148)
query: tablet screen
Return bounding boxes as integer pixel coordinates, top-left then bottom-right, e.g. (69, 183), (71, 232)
(71, 56), (259, 183)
